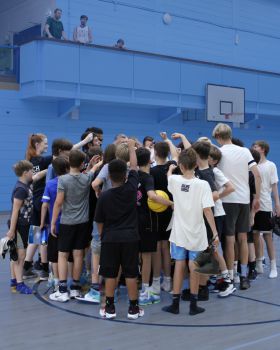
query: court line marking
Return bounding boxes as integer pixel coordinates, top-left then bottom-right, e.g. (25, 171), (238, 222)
(224, 333), (280, 350)
(231, 294), (280, 308)
(33, 282), (280, 328)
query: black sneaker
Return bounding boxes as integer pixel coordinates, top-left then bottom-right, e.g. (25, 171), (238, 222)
(218, 281), (236, 297)
(34, 260), (42, 271)
(240, 276), (250, 290)
(105, 303), (116, 319)
(23, 268), (37, 280)
(198, 286), (209, 301)
(248, 269), (257, 281)
(127, 305), (144, 320)
(162, 304), (179, 314)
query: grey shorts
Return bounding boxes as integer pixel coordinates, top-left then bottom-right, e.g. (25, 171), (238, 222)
(91, 222), (101, 255)
(223, 203), (250, 236)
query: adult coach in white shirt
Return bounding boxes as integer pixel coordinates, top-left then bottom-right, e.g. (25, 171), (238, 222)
(252, 140), (280, 278)
(73, 15), (93, 44)
(212, 123), (261, 290)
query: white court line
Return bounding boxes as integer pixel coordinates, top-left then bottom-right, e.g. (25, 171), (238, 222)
(225, 333), (280, 350)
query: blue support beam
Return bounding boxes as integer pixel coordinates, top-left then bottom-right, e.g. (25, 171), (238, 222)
(58, 99), (80, 119)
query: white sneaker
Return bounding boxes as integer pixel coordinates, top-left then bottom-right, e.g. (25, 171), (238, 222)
(234, 273), (240, 284)
(269, 269), (278, 279)
(127, 306), (144, 320)
(49, 290), (70, 302)
(99, 308), (106, 317)
(161, 279), (172, 292)
(76, 288), (100, 304)
(70, 289), (82, 299)
(218, 282), (236, 298)
(99, 306), (116, 319)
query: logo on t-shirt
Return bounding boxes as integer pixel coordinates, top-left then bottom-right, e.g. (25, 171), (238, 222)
(33, 165), (40, 174)
(181, 184), (190, 192)
(137, 190), (143, 206)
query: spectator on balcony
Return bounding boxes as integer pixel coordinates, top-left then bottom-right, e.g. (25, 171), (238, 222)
(73, 15), (93, 44)
(44, 8), (67, 40)
(114, 39), (126, 50)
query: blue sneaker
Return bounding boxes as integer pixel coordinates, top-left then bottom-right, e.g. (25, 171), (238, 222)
(139, 290), (153, 306)
(10, 278), (17, 293)
(16, 282), (33, 294)
(150, 291), (161, 304)
(139, 290), (160, 305)
(76, 288), (100, 304)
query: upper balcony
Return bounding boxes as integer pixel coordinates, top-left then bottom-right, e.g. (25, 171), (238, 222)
(0, 45), (20, 90)
(19, 38), (280, 118)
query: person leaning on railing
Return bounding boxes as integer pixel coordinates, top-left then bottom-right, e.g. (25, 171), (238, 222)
(44, 8), (67, 40)
(73, 15), (93, 44)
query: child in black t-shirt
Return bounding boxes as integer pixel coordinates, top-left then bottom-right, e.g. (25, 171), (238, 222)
(150, 141), (173, 299)
(95, 139), (144, 320)
(7, 160), (46, 294)
(136, 148), (173, 306)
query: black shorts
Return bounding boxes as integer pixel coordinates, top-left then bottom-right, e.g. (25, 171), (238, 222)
(215, 215), (226, 240)
(99, 241), (139, 278)
(223, 203), (250, 236)
(58, 222), (89, 252)
(85, 224), (93, 248)
(31, 196), (43, 226)
(153, 209), (172, 241)
(138, 214), (157, 253)
(48, 234), (73, 263)
(247, 230), (254, 244)
(15, 224), (29, 250)
(252, 211), (273, 232)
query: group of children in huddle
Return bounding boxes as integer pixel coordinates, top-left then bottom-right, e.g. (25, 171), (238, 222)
(5, 123), (279, 319)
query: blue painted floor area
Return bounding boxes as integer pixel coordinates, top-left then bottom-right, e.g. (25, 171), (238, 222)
(1, 213), (280, 350)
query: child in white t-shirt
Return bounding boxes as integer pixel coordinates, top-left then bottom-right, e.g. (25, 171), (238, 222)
(253, 140), (280, 278)
(162, 148), (219, 316)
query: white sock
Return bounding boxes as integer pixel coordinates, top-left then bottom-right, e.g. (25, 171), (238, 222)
(228, 270), (234, 280)
(221, 270), (229, 280)
(163, 276), (171, 282)
(142, 283), (149, 292)
(271, 259), (277, 270)
(54, 278), (59, 286)
(152, 277), (161, 294)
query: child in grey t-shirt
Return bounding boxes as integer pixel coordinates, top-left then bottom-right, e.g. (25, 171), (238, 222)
(50, 149), (101, 302)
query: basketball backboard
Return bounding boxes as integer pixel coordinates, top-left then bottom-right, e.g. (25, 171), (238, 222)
(206, 84), (245, 123)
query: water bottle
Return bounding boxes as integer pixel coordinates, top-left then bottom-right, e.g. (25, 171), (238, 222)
(28, 225), (34, 244)
(41, 227), (49, 245)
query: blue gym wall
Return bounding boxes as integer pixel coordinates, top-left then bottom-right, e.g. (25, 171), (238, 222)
(1, 0), (280, 211)
(57, 0), (280, 72)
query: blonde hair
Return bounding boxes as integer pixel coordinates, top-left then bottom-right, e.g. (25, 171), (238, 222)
(197, 136), (212, 145)
(115, 143), (129, 162)
(212, 123), (232, 141)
